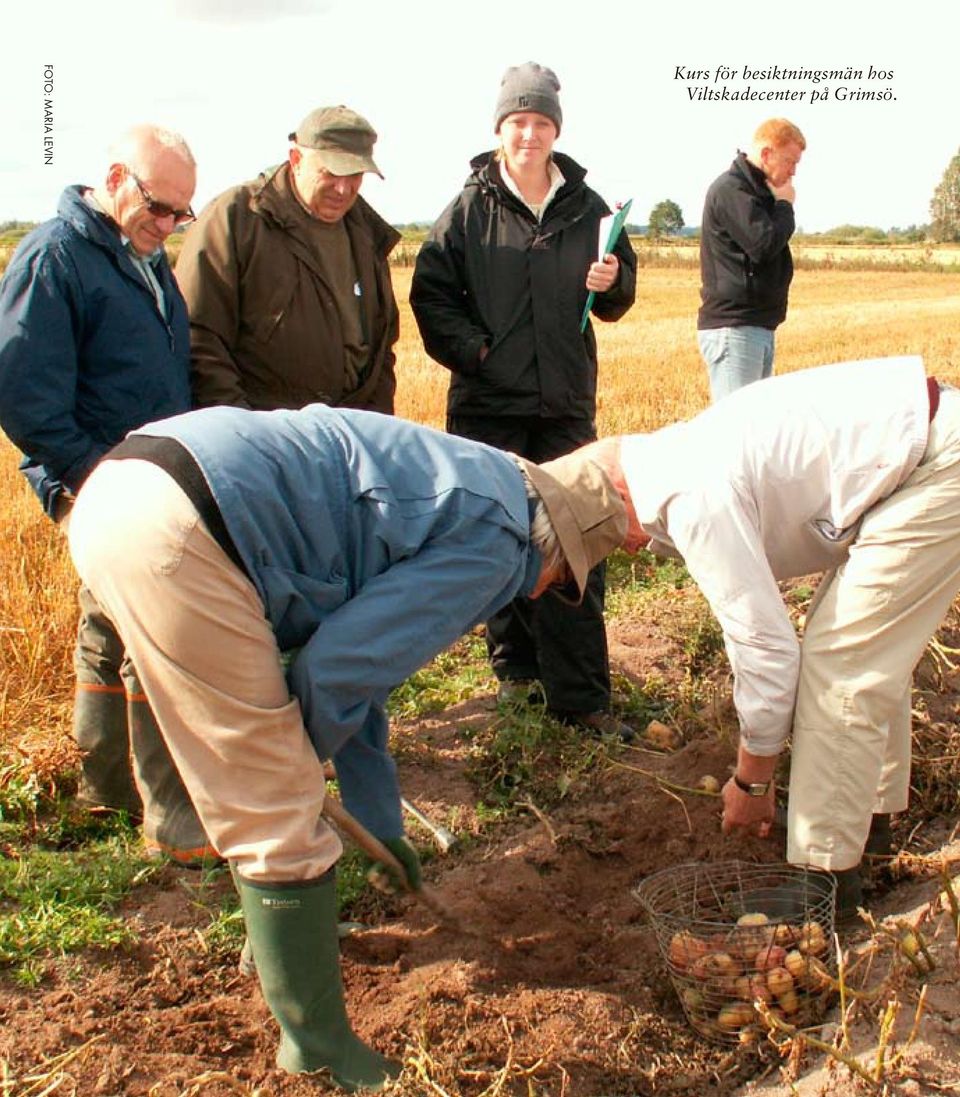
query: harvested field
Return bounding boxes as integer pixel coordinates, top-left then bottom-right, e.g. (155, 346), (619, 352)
(2, 263), (960, 1095)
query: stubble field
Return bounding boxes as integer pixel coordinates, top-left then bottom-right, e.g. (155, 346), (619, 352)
(392, 262), (960, 431)
(6, 262), (960, 739)
(2, 261), (960, 1096)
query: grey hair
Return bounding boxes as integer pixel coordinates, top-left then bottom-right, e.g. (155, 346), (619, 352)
(516, 466), (565, 577)
(109, 124), (196, 171)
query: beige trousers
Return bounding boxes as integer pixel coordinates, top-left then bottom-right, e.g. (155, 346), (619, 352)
(789, 389), (960, 870)
(68, 459), (342, 882)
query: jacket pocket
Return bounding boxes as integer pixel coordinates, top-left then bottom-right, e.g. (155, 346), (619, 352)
(808, 516), (861, 566)
(250, 277), (298, 344)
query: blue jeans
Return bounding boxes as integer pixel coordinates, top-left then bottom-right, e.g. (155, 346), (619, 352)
(698, 326), (775, 402)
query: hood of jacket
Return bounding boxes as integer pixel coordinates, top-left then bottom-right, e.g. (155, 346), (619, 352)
(56, 185), (159, 270)
(465, 150), (589, 211)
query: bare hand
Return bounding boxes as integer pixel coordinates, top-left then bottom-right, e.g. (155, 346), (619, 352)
(585, 253), (619, 293)
(721, 777), (775, 839)
(768, 181), (796, 204)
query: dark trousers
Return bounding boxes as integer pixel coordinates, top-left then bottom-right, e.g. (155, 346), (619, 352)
(447, 413), (610, 714)
(74, 583), (144, 814)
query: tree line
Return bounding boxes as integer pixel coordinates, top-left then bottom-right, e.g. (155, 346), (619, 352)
(5, 148), (960, 245)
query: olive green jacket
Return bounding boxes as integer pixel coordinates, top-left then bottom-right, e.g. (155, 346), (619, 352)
(176, 163), (400, 413)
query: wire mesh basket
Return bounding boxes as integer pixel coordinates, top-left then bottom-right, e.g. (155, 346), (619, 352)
(634, 861), (837, 1044)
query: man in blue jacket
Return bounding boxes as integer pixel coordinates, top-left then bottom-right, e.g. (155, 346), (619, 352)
(0, 124), (212, 862)
(697, 118), (805, 401)
(67, 404), (628, 1090)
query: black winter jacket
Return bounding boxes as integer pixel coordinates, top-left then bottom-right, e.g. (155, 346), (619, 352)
(698, 153), (795, 331)
(410, 151), (636, 420)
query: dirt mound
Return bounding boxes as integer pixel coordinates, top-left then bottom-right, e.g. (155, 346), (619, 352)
(1, 617), (958, 1096)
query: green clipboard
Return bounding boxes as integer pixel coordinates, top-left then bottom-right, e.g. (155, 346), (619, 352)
(579, 198), (632, 333)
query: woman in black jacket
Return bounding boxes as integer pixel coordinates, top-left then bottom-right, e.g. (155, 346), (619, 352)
(411, 61), (637, 737)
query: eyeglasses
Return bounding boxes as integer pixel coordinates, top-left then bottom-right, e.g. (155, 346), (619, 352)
(128, 171), (195, 226)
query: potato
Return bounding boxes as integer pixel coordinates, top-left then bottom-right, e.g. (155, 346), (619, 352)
(797, 920), (827, 956)
(718, 1001), (755, 1031)
(778, 988), (801, 1015)
(730, 921), (774, 962)
(765, 966), (794, 997)
(736, 912), (770, 927)
(735, 974), (773, 1004)
(783, 949), (809, 979)
(668, 931), (708, 971)
(773, 922), (801, 947)
(691, 950), (739, 981)
(644, 719), (681, 751)
(753, 944), (787, 972)
(733, 975), (752, 1001)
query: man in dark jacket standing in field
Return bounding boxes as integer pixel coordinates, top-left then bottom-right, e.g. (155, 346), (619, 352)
(697, 117), (805, 401)
(0, 124), (213, 863)
(175, 106), (400, 414)
(411, 63), (637, 740)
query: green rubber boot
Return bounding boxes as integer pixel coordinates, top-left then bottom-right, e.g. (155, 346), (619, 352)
(235, 870), (399, 1090)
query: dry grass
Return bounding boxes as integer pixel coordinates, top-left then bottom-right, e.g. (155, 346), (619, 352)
(631, 240), (960, 271)
(393, 264), (960, 433)
(2, 264), (959, 764)
(0, 463), (74, 747)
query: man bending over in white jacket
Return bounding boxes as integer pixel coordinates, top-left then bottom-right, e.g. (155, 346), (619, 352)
(550, 357), (958, 918)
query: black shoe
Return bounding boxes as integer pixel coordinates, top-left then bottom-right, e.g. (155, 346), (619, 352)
(555, 710), (635, 743)
(832, 865), (864, 923)
(496, 678), (541, 706)
(864, 813), (893, 858)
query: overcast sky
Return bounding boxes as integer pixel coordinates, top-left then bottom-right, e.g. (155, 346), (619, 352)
(2, 0), (955, 232)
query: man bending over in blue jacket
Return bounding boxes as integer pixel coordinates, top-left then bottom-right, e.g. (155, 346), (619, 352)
(67, 404), (628, 1090)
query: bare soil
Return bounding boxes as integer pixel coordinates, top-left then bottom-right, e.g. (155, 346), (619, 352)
(1, 613), (958, 1097)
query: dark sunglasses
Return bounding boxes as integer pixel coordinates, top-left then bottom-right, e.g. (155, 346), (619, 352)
(129, 171), (195, 225)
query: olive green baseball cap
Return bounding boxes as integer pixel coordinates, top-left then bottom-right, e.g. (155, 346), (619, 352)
(288, 105), (383, 178)
(515, 451), (627, 601)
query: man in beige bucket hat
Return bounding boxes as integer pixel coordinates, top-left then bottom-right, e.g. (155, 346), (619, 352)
(176, 105), (400, 416)
(67, 402), (626, 1089)
(572, 357), (960, 923)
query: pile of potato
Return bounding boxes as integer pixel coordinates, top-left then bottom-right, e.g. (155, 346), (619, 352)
(666, 911), (832, 1041)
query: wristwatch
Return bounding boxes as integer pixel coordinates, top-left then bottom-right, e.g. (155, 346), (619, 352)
(733, 774), (772, 797)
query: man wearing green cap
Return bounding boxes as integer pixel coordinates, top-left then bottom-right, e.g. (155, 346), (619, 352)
(176, 106), (400, 414)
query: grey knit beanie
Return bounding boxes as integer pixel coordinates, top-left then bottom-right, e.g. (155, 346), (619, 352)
(493, 62), (562, 135)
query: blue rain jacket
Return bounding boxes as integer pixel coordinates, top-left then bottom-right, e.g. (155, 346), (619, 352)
(0, 186), (190, 516)
(134, 404), (539, 837)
